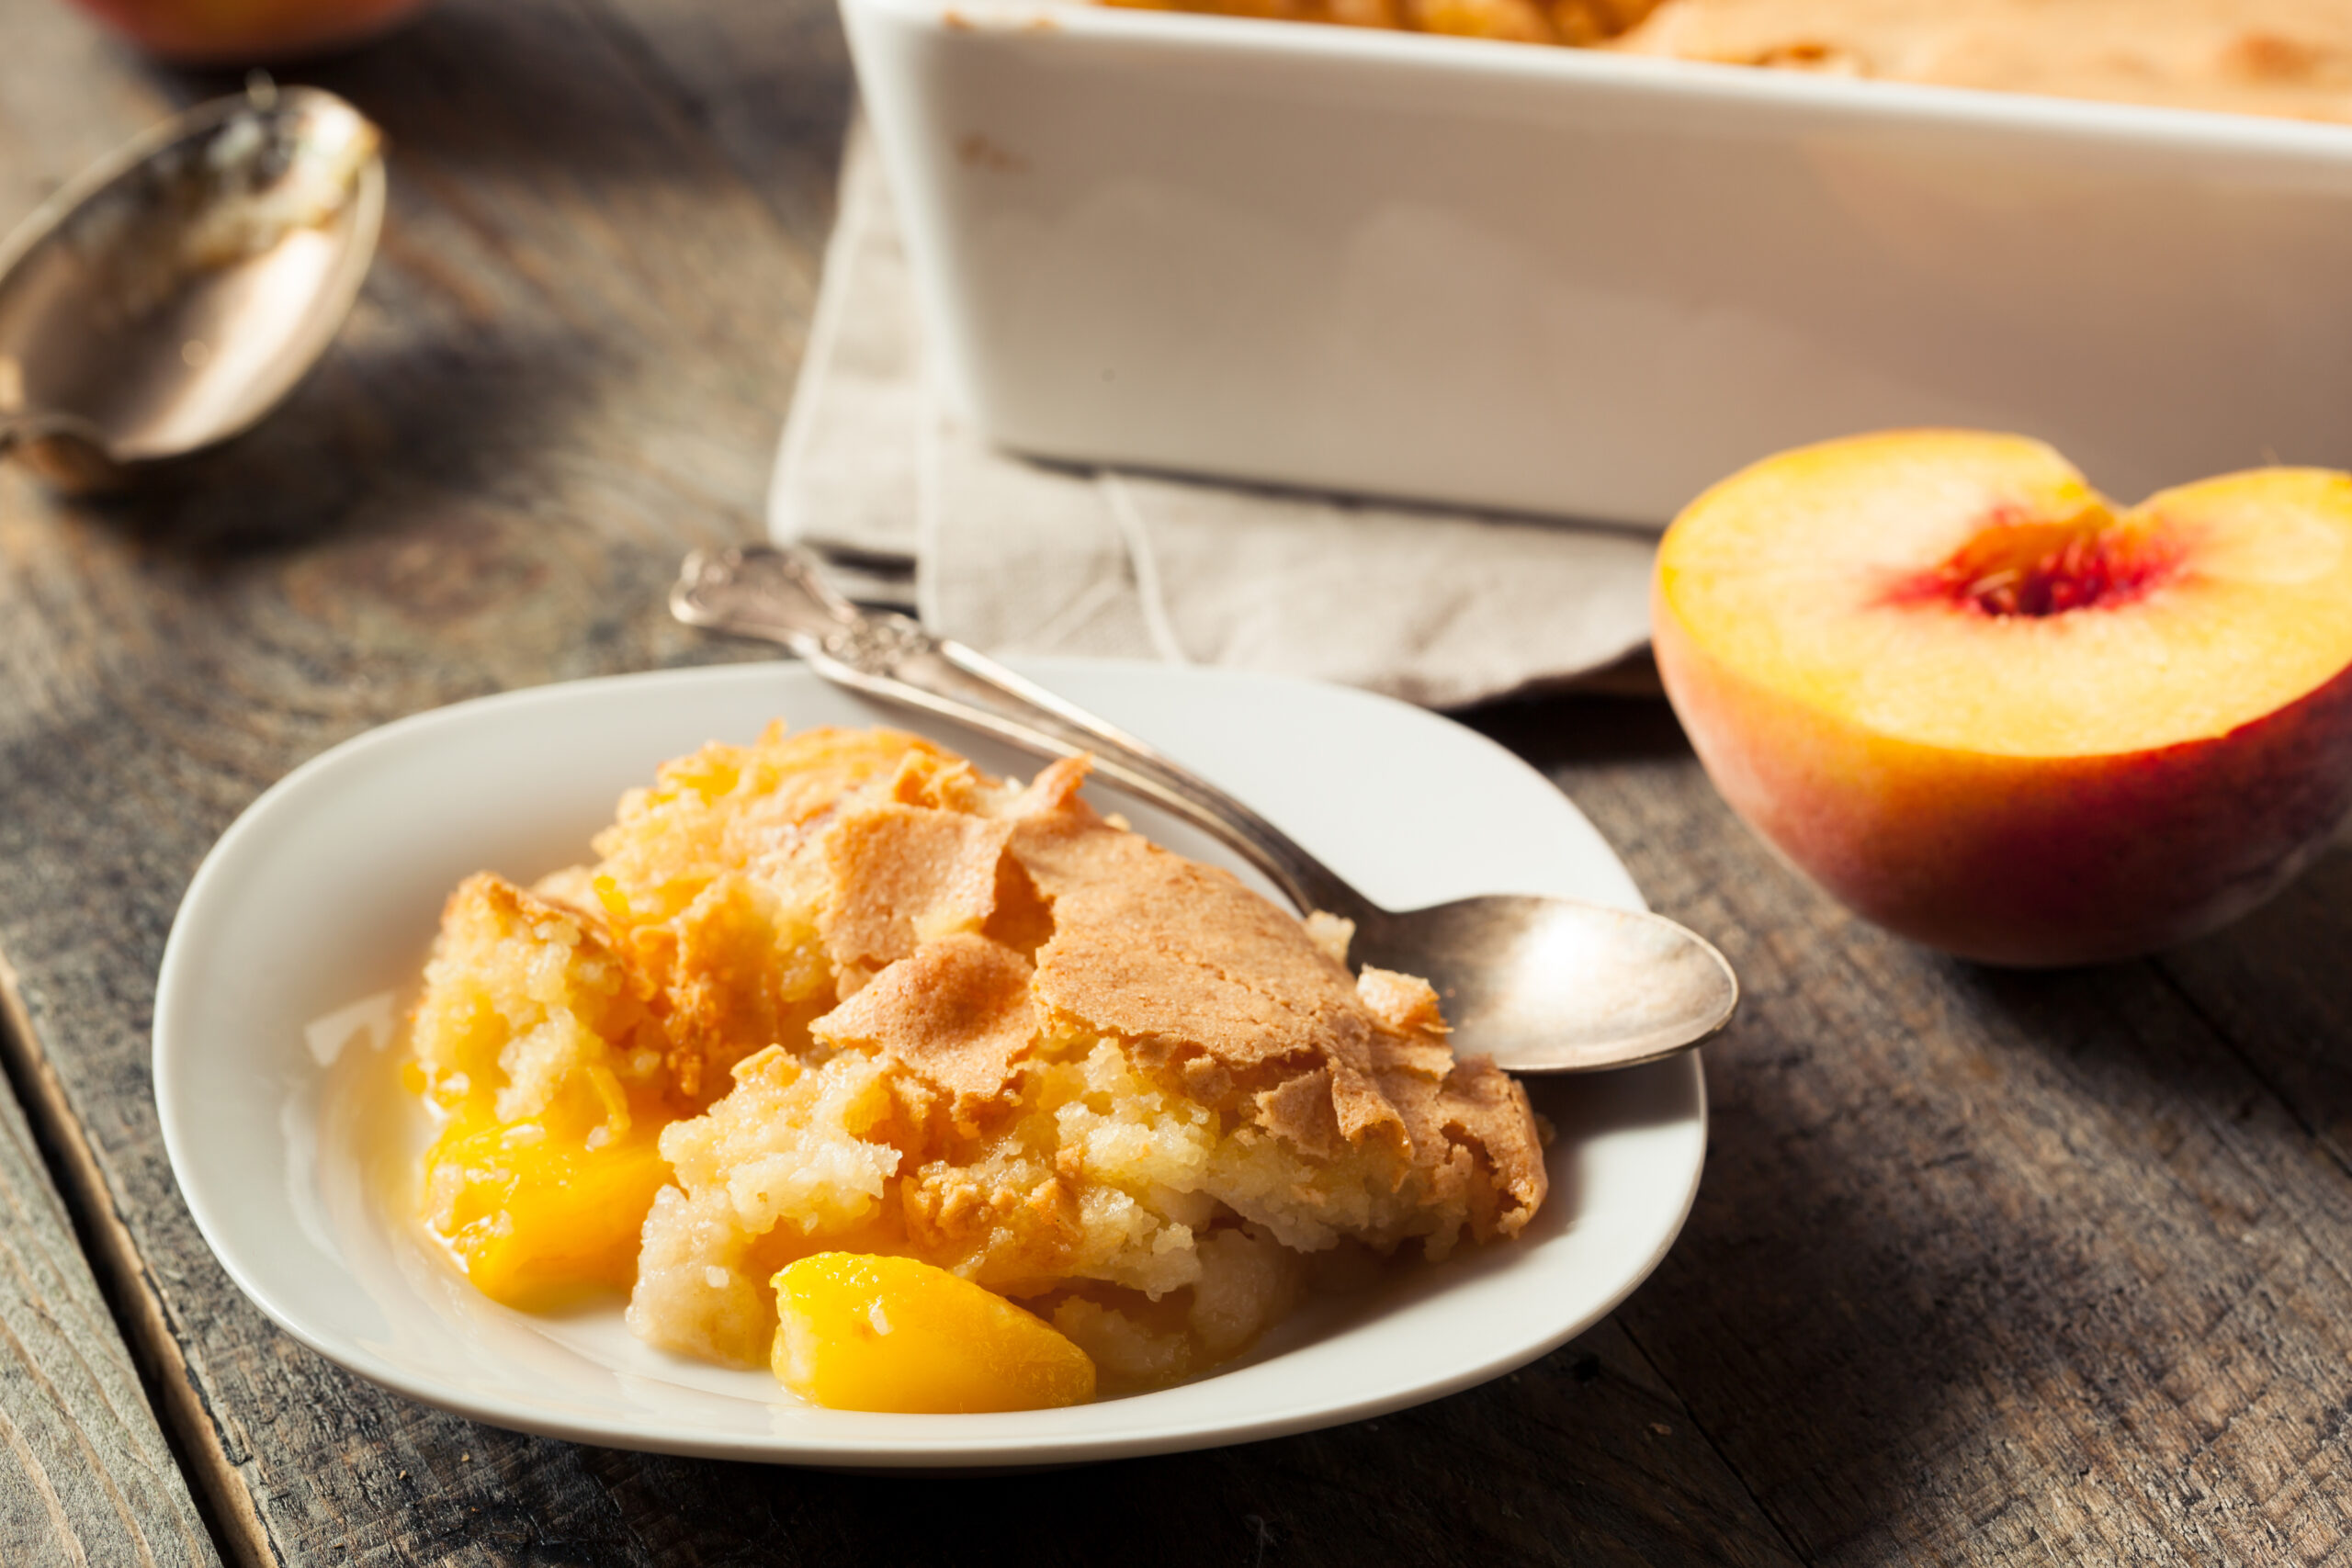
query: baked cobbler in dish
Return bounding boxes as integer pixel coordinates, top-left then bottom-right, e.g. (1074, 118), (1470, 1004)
(1105, 0), (2352, 124)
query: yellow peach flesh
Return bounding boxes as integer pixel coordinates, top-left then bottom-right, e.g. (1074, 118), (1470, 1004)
(422, 1108), (673, 1307)
(1659, 433), (2352, 759)
(771, 1253), (1098, 1414)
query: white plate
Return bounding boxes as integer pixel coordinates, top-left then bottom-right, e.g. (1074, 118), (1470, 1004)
(154, 660), (1705, 1467)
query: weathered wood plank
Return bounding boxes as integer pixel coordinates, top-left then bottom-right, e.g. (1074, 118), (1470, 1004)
(0, 956), (218, 1568)
(588, 0), (854, 247)
(2155, 851), (2352, 1179)
(1472, 697), (2352, 1566)
(0, 0), (1804, 1562)
(17, 0), (2351, 1557)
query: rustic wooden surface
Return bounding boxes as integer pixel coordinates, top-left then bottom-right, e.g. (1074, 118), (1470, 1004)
(3, 0), (2351, 1562)
(0, 1005), (217, 1567)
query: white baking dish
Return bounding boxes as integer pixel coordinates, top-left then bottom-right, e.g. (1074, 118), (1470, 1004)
(841, 0), (2352, 526)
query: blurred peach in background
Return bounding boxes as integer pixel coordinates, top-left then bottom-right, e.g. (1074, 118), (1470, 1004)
(63, 0), (432, 63)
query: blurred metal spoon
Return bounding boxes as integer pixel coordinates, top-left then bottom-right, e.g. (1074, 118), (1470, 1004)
(0, 78), (383, 490)
(673, 543), (1739, 1074)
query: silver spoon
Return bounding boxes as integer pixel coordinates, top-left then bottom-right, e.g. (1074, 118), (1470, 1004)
(673, 543), (1738, 1074)
(0, 78), (384, 490)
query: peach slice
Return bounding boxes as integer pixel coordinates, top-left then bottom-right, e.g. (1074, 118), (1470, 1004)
(1653, 431), (2352, 966)
(772, 1254), (1098, 1413)
(421, 1111), (673, 1308)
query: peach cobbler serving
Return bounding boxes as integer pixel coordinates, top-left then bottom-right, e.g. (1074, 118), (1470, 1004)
(1103, 0), (2352, 126)
(407, 724), (1545, 1411)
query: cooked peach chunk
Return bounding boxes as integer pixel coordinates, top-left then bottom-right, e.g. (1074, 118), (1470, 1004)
(423, 1113), (672, 1307)
(771, 1254), (1097, 1413)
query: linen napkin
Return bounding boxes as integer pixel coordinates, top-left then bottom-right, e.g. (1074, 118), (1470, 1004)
(766, 126), (1661, 711)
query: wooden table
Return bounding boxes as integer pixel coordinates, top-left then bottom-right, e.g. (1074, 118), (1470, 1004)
(5, 1), (2352, 1561)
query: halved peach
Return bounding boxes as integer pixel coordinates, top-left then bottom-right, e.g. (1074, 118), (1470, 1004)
(1653, 431), (2352, 965)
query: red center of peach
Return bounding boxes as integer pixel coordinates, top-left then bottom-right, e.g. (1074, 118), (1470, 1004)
(1890, 505), (2183, 618)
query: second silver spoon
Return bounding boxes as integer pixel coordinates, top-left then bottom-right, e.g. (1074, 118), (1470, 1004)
(0, 80), (383, 489)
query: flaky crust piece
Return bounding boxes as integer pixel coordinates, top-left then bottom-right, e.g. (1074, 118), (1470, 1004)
(815, 751), (1548, 1239)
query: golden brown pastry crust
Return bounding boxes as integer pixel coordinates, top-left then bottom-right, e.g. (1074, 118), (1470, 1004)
(811, 931), (1040, 1126)
(992, 755), (1547, 1235)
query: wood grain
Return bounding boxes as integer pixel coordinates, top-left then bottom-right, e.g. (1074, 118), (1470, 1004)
(0, 954), (217, 1568)
(0, 0), (1798, 1562)
(8, 0), (2352, 1558)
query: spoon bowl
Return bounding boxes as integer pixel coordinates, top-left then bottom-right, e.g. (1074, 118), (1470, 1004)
(0, 81), (383, 488)
(1349, 894), (1736, 1074)
(673, 543), (1738, 1073)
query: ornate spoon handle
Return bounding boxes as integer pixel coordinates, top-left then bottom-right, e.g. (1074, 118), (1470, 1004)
(671, 544), (1368, 920)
